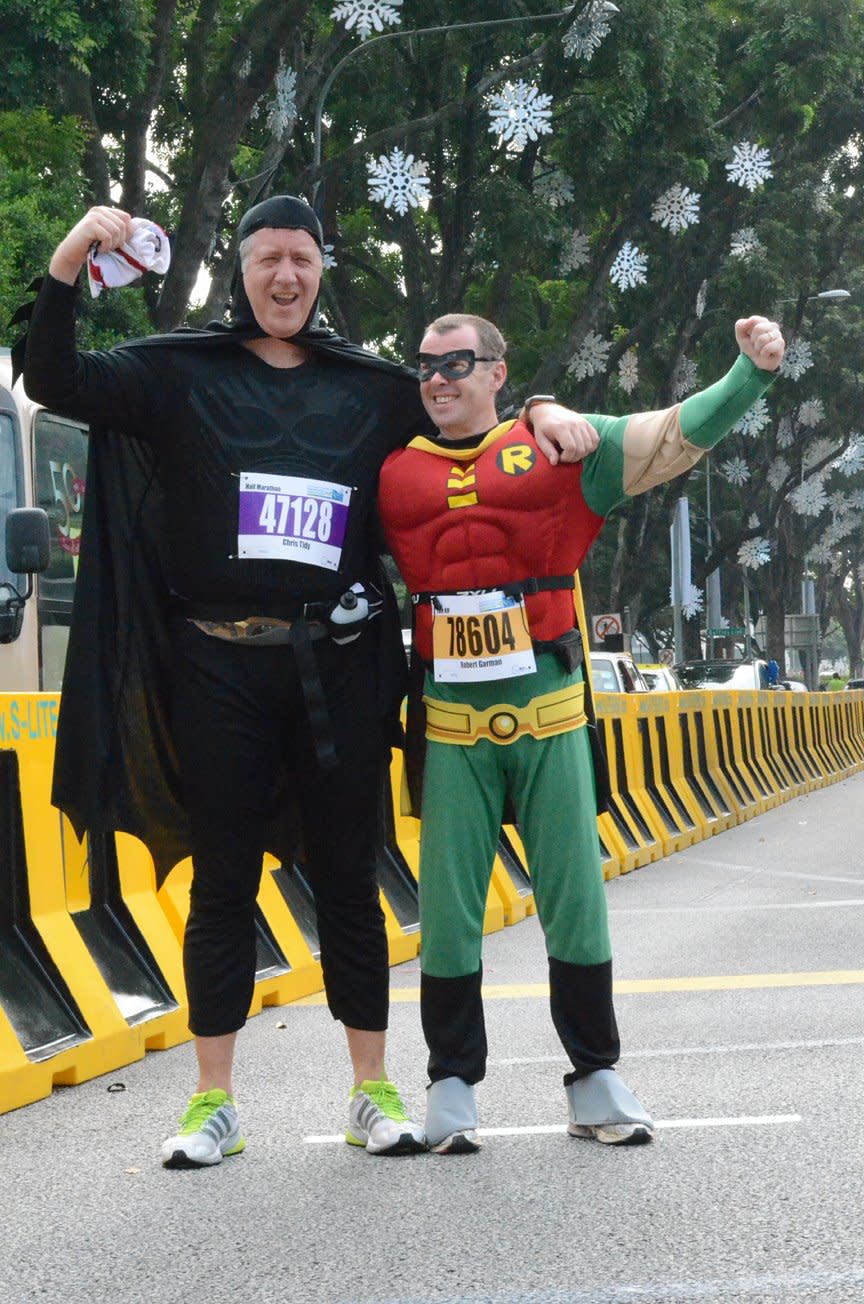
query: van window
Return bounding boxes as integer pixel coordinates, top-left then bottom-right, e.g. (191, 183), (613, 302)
(0, 409), (25, 589)
(33, 411), (89, 690)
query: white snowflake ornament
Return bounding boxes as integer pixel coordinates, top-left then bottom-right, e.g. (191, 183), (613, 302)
(617, 349), (639, 394)
(733, 397), (771, 438)
(833, 435), (864, 477)
(729, 227), (765, 260)
(809, 538), (834, 566)
(738, 537), (771, 569)
(776, 415), (795, 449)
(748, 513), (761, 529)
(672, 358), (698, 401)
(788, 477), (828, 517)
(780, 338), (814, 381)
(651, 184), (701, 234)
(367, 147), (430, 215)
(609, 241), (648, 291)
(767, 457), (790, 491)
(487, 81), (553, 153)
(726, 141), (773, 192)
(720, 456), (751, 487)
(696, 281), (708, 320)
(797, 397), (825, 428)
(322, 244), (337, 269)
(563, 1), (614, 61)
(803, 437), (840, 471)
(331, 0), (402, 39)
(567, 331), (611, 381)
(267, 64), (297, 139)
(559, 230), (591, 275)
(535, 170), (574, 208)
(681, 585), (704, 620)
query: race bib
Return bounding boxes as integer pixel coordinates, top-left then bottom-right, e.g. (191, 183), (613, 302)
(237, 471), (351, 570)
(431, 591), (536, 683)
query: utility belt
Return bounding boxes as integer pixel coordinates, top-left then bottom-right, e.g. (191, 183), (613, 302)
(176, 582), (383, 770)
(412, 573), (575, 608)
(423, 681), (586, 747)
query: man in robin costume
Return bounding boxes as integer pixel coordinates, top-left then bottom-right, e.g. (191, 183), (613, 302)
(378, 310), (786, 1153)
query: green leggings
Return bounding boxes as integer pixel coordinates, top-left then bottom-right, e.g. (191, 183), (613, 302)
(419, 655), (612, 978)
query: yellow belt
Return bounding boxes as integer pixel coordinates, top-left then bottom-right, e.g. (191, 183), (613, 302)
(423, 682), (586, 746)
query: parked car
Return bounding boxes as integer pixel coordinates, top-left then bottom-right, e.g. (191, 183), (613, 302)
(675, 659), (772, 690)
(640, 663), (683, 692)
(846, 677), (864, 691)
(589, 650), (651, 693)
(779, 678), (808, 692)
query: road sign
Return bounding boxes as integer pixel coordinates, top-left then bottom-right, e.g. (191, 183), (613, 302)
(659, 648), (675, 666)
(707, 627), (745, 636)
(592, 612), (622, 641)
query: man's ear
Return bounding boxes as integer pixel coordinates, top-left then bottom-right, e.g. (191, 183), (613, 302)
(493, 360), (507, 392)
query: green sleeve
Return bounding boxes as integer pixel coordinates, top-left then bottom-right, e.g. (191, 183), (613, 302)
(579, 354), (777, 518)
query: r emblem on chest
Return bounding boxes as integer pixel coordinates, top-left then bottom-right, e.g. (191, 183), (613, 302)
(496, 444), (536, 476)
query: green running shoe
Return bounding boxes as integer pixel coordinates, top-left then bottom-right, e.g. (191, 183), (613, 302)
(161, 1088), (246, 1168)
(346, 1078), (426, 1155)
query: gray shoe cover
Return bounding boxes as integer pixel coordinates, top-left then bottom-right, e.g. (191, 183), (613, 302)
(565, 1069), (653, 1128)
(425, 1077), (479, 1147)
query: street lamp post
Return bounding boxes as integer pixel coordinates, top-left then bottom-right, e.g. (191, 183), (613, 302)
(312, 4), (621, 208)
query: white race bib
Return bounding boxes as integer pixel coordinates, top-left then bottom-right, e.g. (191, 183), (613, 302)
(431, 591), (536, 683)
(237, 471), (352, 570)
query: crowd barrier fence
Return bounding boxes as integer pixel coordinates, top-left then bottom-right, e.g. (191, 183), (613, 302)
(1, 685), (862, 1115)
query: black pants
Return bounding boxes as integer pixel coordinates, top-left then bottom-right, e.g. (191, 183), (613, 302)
(171, 620), (390, 1038)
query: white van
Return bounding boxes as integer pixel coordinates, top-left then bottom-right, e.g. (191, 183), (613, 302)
(0, 349), (88, 691)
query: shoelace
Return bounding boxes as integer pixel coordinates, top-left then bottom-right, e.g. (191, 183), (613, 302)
(178, 1090), (230, 1133)
(369, 1081), (408, 1121)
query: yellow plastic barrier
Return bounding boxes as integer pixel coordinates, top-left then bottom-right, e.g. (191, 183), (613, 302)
(4, 683), (864, 1117)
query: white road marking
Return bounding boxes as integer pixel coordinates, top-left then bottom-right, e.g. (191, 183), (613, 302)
(492, 1033), (864, 1065)
(678, 855), (864, 886)
(303, 1113), (800, 1144)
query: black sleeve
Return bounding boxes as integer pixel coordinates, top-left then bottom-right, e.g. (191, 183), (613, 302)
(23, 274), (166, 443)
(386, 372), (435, 448)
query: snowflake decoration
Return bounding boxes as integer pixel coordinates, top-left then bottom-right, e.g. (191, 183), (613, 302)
(809, 537), (834, 566)
(535, 170), (574, 207)
(266, 64), (297, 139)
(828, 490), (852, 516)
(788, 477), (828, 517)
(729, 227), (765, 260)
(696, 280), (708, 320)
(748, 513), (761, 529)
(617, 349), (639, 394)
(610, 241), (648, 291)
(767, 457), (790, 491)
(776, 415), (795, 449)
(681, 585), (704, 620)
(563, 1), (613, 60)
(487, 81), (553, 153)
(367, 147), (430, 215)
(238, 51), (251, 80)
(720, 456), (750, 487)
(726, 141), (773, 192)
(738, 537), (771, 569)
(331, 0), (402, 39)
(672, 358), (699, 400)
(832, 435), (864, 477)
(733, 397), (771, 438)
(567, 331), (612, 381)
(651, 184), (701, 234)
(560, 230), (591, 275)
(803, 437), (839, 471)
(797, 397), (825, 428)
(322, 244), (337, 269)
(779, 338), (813, 381)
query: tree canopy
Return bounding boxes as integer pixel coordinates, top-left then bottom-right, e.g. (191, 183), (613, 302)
(3, 0), (864, 668)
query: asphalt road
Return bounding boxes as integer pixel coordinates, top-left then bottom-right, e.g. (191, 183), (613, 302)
(2, 773), (863, 1304)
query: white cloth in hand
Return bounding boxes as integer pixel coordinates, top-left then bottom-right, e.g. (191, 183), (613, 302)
(87, 218), (171, 298)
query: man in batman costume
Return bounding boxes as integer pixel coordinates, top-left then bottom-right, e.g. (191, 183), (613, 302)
(21, 197), (595, 1167)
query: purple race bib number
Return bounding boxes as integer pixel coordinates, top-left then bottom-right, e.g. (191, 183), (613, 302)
(237, 471), (352, 570)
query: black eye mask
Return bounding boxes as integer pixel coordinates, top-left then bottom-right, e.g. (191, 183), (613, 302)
(416, 348), (501, 381)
